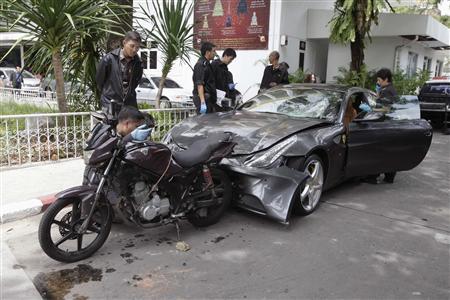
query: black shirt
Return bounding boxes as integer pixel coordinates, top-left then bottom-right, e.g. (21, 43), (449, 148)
(260, 65), (289, 90)
(211, 59), (234, 98)
(192, 56), (216, 99)
(379, 83), (398, 99)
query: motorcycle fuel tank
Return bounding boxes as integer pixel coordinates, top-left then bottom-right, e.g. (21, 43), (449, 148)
(123, 141), (183, 176)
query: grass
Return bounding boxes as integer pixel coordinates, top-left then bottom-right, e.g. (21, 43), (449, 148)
(0, 101), (56, 115)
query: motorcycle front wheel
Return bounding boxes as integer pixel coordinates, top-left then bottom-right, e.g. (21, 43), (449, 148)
(38, 197), (112, 263)
(188, 168), (232, 227)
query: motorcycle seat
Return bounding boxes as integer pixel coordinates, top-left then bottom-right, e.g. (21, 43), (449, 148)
(172, 133), (229, 168)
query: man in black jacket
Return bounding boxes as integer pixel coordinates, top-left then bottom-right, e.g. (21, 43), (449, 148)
(192, 41), (217, 114)
(96, 31), (143, 114)
(211, 48), (237, 105)
(259, 51), (289, 92)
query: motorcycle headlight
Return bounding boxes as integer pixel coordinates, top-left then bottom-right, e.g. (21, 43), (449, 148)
(244, 135), (298, 168)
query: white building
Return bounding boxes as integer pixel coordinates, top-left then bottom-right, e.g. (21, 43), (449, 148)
(135, 0), (449, 100)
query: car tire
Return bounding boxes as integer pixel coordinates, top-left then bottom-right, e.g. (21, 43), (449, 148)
(293, 154), (324, 216)
(160, 98), (171, 109)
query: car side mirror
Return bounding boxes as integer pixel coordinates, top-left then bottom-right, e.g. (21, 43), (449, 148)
(0, 75), (5, 79)
(353, 112), (385, 123)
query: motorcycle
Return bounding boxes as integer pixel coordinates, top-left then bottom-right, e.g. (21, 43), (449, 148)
(38, 108), (235, 263)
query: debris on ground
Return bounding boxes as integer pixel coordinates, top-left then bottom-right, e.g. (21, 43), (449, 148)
(175, 241), (191, 252)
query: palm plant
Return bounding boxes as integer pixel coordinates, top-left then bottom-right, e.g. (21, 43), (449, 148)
(138, 0), (195, 108)
(1, 0), (126, 112)
(329, 0), (395, 73)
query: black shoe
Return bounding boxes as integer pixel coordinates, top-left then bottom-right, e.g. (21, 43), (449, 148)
(383, 172), (396, 184)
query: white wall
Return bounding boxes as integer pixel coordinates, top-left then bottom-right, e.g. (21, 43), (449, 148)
(326, 36), (448, 82)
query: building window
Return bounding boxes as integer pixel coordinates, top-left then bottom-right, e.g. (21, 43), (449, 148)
(435, 60), (443, 77)
(139, 49), (158, 70)
(423, 56), (432, 73)
(406, 51), (418, 77)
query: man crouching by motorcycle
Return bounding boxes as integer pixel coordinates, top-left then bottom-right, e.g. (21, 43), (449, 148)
(116, 106), (155, 141)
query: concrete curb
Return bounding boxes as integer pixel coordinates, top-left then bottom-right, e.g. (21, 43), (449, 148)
(1, 194), (56, 224)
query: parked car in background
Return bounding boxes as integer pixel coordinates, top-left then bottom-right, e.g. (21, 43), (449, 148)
(164, 84), (432, 224)
(136, 75), (193, 108)
(418, 76), (450, 133)
(0, 67), (41, 91)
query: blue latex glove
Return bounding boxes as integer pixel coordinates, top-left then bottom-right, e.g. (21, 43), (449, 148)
(228, 83), (236, 90)
(200, 102), (207, 114)
(131, 124), (152, 141)
(359, 103), (372, 112)
(375, 83), (381, 94)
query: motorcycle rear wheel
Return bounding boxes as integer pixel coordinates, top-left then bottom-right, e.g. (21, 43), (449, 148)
(38, 197), (112, 263)
(187, 168), (232, 227)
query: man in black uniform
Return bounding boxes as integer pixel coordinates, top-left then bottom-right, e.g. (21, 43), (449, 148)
(192, 42), (217, 114)
(259, 50), (289, 93)
(211, 48), (237, 107)
(96, 31), (143, 114)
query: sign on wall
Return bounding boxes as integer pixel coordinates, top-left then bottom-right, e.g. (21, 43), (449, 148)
(193, 0), (271, 50)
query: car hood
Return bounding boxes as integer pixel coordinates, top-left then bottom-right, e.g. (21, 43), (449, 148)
(169, 110), (330, 154)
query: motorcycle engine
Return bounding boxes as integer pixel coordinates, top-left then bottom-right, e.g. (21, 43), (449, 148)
(132, 182), (170, 221)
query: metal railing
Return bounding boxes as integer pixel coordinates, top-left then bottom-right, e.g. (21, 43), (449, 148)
(0, 108), (196, 168)
(0, 87), (59, 108)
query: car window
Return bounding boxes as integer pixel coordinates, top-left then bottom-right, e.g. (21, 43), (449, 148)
(139, 78), (154, 89)
(151, 77), (181, 88)
(360, 94), (420, 120)
(239, 88), (344, 121)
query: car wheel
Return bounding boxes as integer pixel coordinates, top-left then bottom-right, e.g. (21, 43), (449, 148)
(293, 154), (324, 216)
(160, 98), (171, 109)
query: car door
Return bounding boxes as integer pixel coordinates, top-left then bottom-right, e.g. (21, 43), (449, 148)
(136, 77), (156, 105)
(345, 92), (432, 177)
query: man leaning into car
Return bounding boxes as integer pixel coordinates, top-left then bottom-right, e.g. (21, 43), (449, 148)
(96, 31), (143, 115)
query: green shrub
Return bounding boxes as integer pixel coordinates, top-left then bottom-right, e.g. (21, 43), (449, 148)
(334, 65), (431, 95)
(0, 101), (56, 115)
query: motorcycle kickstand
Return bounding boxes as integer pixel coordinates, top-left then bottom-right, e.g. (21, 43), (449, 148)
(174, 220), (181, 241)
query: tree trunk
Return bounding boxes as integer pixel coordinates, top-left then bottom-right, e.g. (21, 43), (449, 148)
(52, 50), (67, 112)
(155, 62), (172, 109)
(350, 31), (365, 72)
(107, 0), (133, 52)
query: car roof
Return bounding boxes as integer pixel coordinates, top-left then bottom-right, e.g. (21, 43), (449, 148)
(425, 80), (450, 84)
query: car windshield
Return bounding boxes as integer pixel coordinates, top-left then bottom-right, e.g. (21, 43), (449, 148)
(152, 77), (181, 88)
(239, 88), (344, 120)
(420, 83), (450, 94)
(21, 70), (34, 78)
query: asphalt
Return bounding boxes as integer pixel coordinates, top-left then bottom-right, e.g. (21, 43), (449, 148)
(0, 132), (449, 299)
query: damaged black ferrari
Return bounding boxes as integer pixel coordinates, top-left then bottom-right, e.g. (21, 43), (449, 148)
(164, 84), (433, 224)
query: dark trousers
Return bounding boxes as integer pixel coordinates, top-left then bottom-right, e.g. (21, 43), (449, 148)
(193, 94), (216, 114)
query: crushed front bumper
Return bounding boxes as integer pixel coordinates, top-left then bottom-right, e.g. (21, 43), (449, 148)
(221, 162), (309, 224)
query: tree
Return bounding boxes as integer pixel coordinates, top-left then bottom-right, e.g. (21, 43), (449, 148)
(106, 0), (133, 52)
(330, 0), (396, 73)
(138, 0), (194, 108)
(1, 0), (126, 112)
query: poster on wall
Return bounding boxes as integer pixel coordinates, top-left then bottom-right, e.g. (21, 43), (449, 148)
(193, 0), (271, 50)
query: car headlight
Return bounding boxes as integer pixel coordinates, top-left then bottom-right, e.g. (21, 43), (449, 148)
(244, 135), (298, 168)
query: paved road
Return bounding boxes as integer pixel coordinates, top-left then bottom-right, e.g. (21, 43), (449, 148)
(2, 133), (449, 299)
